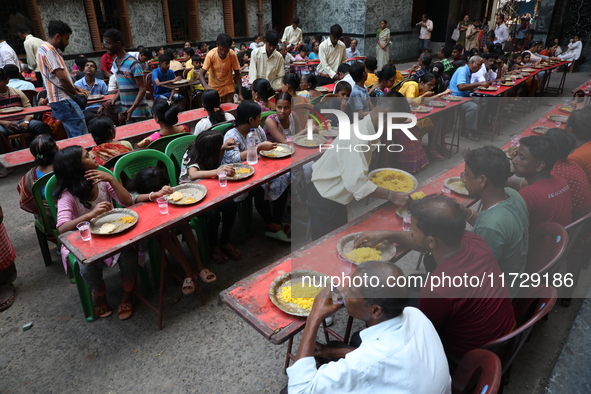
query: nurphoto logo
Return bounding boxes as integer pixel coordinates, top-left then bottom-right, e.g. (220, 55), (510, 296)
(306, 110), (418, 152)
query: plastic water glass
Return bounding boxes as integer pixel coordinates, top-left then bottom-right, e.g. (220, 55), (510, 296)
(540, 118), (546, 127)
(157, 197), (168, 214)
(402, 215), (411, 232)
(332, 288), (345, 305)
(555, 121), (561, 128)
(286, 135), (293, 147)
(441, 184), (451, 195)
(338, 254), (353, 275)
(76, 221), (91, 241)
(410, 107), (417, 116)
(218, 171), (228, 187)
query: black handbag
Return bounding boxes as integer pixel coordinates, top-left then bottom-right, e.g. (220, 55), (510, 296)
(43, 72), (88, 110)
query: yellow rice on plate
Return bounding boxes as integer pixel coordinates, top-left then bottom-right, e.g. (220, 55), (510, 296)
(370, 170), (415, 192)
(344, 247), (382, 263)
(278, 282), (322, 310)
(118, 216), (136, 224)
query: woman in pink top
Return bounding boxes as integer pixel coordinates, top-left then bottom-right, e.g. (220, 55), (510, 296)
(55, 146), (137, 320)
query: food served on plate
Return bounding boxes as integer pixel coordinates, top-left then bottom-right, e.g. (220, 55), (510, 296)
(370, 170), (415, 192)
(415, 106), (432, 113)
(440, 95), (461, 101)
(532, 126), (549, 135)
(183, 197), (197, 204)
(236, 167), (252, 174)
(278, 282), (322, 311)
(445, 178), (468, 195)
(98, 223), (117, 234)
(410, 191), (426, 200)
(168, 191), (184, 202)
(559, 106), (574, 113)
(118, 216), (136, 224)
(344, 247), (382, 264)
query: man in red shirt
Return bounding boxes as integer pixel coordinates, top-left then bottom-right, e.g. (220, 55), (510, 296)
(512, 135), (572, 227)
(355, 195), (515, 359)
(546, 128), (591, 221)
(100, 51), (116, 78)
(567, 108), (591, 185)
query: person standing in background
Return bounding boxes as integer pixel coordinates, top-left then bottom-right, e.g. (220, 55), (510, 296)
(281, 18), (303, 52)
(37, 20), (88, 137)
(376, 20), (390, 69)
(0, 203), (17, 312)
(494, 14), (509, 46)
(417, 14), (433, 53)
(0, 32), (19, 68)
(15, 24), (44, 85)
(465, 19), (481, 51)
(479, 17), (490, 50)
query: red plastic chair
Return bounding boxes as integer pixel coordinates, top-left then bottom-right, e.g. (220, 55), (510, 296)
(525, 222), (568, 275)
(482, 286), (557, 386)
(452, 349), (502, 394)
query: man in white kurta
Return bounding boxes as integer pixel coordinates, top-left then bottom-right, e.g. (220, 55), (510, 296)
(558, 36), (582, 61)
(282, 18), (303, 51)
(249, 30), (285, 90)
(316, 24), (347, 86)
(286, 262), (451, 394)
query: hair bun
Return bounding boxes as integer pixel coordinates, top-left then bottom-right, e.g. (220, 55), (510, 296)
(165, 104), (180, 125)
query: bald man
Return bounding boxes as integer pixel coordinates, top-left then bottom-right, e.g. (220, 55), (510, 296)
(286, 261), (451, 393)
(357, 195), (515, 361)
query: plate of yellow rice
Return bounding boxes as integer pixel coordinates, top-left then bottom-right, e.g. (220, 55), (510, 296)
(90, 208), (138, 235)
(269, 270), (327, 316)
(444, 177), (469, 195)
(221, 163), (255, 180)
(337, 232), (397, 265)
(368, 168), (418, 193)
(395, 191), (426, 217)
(168, 184), (208, 205)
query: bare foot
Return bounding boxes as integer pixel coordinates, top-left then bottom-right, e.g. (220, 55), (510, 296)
(221, 243), (242, 260)
(211, 246), (228, 264)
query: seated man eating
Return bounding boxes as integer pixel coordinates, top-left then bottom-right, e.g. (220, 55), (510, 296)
(286, 261), (451, 393)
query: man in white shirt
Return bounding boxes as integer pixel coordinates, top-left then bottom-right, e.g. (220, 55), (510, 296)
(5, 64), (35, 92)
(0, 34), (19, 69)
(249, 30), (285, 90)
(249, 35), (264, 51)
(15, 24), (44, 77)
(317, 24), (347, 86)
(558, 35), (582, 61)
(346, 39), (361, 64)
(417, 14), (433, 53)
(307, 93), (410, 240)
(493, 14), (509, 45)
(281, 18), (303, 52)
(286, 262), (452, 394)
(470, 53), (496, 83)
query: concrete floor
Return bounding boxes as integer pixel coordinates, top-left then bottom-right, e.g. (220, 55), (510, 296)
(1, 66), (590, 394)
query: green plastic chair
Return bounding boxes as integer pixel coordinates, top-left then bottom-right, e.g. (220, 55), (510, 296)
(114, 149), (178, 187)
(45, 166), (153, 322)
(165, 134), (197, 179)
(210, 121), (234, 135)
(260, 111), (276, 127)
(31, 172), (58, 268)
(145, 132), (188, 152)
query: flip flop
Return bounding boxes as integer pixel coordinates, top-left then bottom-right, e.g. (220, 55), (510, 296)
(0, 285), (15, 312)
(94, 303), (113, 318)
(199, 269), (217, 283)
(117, 302), (134, 320)
(265, 229), (291, 243)
(220, 244), (242, 260)
(182, 277), (195, 295)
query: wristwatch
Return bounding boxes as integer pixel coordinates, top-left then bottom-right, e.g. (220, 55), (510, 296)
(23, 120), (30, 124)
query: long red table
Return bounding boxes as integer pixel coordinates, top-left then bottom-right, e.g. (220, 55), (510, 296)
(0, 94), (115, 121)
(0, 103), (237, 169)
(59, 143), (318, 266)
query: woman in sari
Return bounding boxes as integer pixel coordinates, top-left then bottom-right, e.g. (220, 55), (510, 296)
(376, 20), (390, 69)
(456, 15), (471, 47)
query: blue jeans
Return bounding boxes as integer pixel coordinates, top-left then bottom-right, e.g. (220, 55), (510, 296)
(50, 99), (88, 137)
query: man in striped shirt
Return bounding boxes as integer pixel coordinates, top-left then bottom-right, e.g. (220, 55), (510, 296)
(37, 20), (88, 138)
(103, 29), (150, 123)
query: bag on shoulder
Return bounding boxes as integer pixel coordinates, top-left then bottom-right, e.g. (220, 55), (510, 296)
(451, 22), (461, 41)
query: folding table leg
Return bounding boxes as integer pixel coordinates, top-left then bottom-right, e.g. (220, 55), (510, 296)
(284, 337), (295, 373)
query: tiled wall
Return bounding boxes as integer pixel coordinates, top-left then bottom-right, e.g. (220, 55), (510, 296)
(37, 0), (93, 54)
(127, 0), (167, 48)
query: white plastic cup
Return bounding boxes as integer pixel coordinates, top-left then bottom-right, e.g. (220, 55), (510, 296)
(218, 171), (228, 187)
(77, 221), (91, 241)
(157, 197), (168, 214)
(402, 215), (411, 231)
(540, 118), (546, 127)
(285, 135), (293, 147)
(441, 184), (451, 195)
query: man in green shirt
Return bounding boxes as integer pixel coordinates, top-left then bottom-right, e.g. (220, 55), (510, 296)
(460, 146), (529, 297)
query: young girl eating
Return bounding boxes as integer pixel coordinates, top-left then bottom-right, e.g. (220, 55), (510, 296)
(137, 100), (189, 148)
(88, 116), (133, 165)
(54, 146), (136, 320)
(181, 131), (241, 262)
(281, 73), (306, 104)
(193, 90), (235, 136)
(222, 101), (291, 241)
(297, 74), (322, 101)
(251, 78), (276, 111)
(126, 167), (217, 287)
(263, 92), (302, 143)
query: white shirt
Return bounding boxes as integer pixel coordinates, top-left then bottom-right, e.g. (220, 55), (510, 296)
(248, 46), (285, 90)
(0, 41), (19, 68)
(333, 74), (355, 93)
(470, 64), (496, 83)
(559, 41), (582, 61)
(419, 20), (433, 40)
(494, 23), (509, 44)
(317, 39), (347, 78)
(282, 25), (303, 46)
(283, 52), (296, 72)
(249, 42), (264, 51)
(311, 116), (379, 204)
(23, 34), (44, 72)
(193, 113), (235, 135)
(8, 78), (35, 91)
(287, 307), (451, 394)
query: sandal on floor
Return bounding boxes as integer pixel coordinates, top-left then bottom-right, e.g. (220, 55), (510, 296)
(94, 303), (113, 318)
(199, 269), (217, 283)
(0, 285), (15, 312)
(265, 229), (291, 243)
(462, 132), (480, 142)
(182, 277), (195, 295)
(429, 150), (445, 161)
(117, 302), (134, 320)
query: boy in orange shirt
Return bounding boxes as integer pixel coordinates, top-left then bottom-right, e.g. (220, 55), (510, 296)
(199, 33), (244, 103)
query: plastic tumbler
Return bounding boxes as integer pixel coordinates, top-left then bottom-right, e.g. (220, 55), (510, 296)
(286, 135), (293, 146)
(402, 215), (411, 231)
(76, 221), (92, 241)
(157, 197), (168, 214)
(218, 171), (228, 187)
